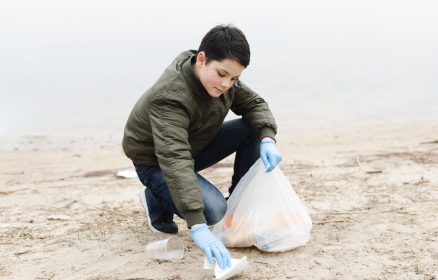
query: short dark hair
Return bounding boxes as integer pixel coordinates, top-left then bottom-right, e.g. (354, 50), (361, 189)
(197, 24), (250, 68)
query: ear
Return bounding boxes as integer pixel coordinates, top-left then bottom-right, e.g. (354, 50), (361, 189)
(196, 51), (206, 66)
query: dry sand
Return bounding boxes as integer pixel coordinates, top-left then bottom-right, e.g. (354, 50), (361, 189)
(1, 120), (437, 280)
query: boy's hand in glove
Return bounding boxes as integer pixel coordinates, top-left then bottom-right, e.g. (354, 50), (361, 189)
(260, 138), (283, 172)
(190, 224), (231, 269)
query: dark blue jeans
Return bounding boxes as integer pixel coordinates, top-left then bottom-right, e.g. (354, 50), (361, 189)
(135, 119), (260, 225)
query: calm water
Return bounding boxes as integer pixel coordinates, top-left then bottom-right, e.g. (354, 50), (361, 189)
(1, 1), (437, 135)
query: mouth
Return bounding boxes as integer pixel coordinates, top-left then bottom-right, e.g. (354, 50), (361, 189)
(215, 87), (226, 93)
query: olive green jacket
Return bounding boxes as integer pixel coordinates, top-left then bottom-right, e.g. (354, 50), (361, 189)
(122, 50), (277, 227)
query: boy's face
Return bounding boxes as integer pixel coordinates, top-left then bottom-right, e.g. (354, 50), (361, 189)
(195, 52), (244, 98)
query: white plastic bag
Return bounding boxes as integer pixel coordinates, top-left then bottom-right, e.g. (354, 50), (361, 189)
(213, 159), (312, 252)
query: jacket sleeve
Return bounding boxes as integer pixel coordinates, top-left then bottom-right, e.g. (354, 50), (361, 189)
(148, 94), (206, 228)
(230, 81), (277, 141)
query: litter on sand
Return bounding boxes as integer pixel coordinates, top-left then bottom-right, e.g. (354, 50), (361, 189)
(203, 256), (249, 280)
(116, 169), (138, 179)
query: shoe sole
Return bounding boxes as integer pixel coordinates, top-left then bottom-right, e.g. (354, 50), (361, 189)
(139, 189), (159, 233)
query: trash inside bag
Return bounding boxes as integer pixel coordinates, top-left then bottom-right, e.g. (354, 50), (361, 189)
(213, 159), (312, 252)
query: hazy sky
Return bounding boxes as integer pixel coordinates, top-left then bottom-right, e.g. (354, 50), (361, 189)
(1, 0), (437, 135)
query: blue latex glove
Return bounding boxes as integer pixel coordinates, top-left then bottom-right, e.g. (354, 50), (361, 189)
(260, 138), (283, 172)
(190, 224), (231, 269)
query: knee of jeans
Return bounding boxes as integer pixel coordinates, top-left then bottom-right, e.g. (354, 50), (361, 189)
(236, 119), (257, 144)
(205, 200), (227, 226)
(235, 119), (250, 135)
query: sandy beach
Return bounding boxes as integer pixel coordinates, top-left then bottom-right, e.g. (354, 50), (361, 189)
(1, 119), (437, 280)
(2, 0), (438, 279)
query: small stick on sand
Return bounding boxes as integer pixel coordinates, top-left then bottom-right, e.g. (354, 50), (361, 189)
(331, 207), (404, 215)
(366, 170), (382, 174)
(315, 219), (352, 224)
(419, 140), (438, 145)
(356, 155), (361, 167)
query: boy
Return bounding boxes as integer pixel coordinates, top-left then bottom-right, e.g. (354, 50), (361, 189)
(122, 24), (282, 269)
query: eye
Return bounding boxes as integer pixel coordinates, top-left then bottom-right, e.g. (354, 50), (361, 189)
(218, 71), (226, 77)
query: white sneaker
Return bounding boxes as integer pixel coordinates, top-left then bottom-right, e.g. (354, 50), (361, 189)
(140, 189), (159, 233)
(139, 188), (178, 234)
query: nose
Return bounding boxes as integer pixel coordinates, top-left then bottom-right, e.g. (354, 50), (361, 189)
(220, 78), (233, 89)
